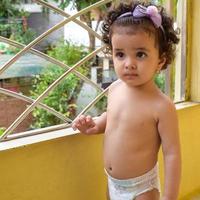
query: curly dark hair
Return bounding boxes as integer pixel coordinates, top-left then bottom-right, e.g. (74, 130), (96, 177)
(101, 0), (179, 70)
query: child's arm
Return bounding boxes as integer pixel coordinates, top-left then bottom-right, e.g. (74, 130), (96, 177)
(158, 100), (181, 200)
(72, 112), (107, 135)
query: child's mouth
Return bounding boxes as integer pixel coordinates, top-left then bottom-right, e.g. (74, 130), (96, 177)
(124, 73), (138, 78)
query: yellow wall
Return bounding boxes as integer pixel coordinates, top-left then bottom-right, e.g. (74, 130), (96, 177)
(178, 105), (200, 199)
(0, 105), (200, 199)
(159, 105), (200, 199)
(0, 134), (106, 200)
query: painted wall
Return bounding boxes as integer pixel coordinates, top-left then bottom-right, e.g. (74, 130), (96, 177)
(178, 105), (200, 199)
(0, 134), (106, 200)
(0, 105), (200, 199)
(159, 105), (200, 199)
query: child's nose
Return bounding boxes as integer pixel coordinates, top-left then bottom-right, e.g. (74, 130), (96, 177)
(125, 65), (136, 70)
(125, 58), (137, 70)
(125, 63), (137, 70)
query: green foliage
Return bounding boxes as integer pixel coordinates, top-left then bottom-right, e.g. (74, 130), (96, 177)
(0, 23), (12, 37)
(31, 67), (80, 128)
(157, 0), (178, 6)
(52, 0), (100, 10)
(10, 24), (36, 43)
(95, 95), (107, 113)
(0, 127), (5, 136)
(47, 40), (88, 66)
(72, 0), (102, 10)
(156, 0), (178, 16)
(0, 0), (36, 53)
(2, 22), (37, 54)
(30, 40), (89, 129)
(0, 0), (22, 18)
(154, 73), (165, 92)
(0, 42), (7, 52)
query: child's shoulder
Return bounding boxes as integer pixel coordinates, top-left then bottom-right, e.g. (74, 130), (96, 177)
(108, 79), (122, 92)
(156, 92), (177, 116)
(108, 79), (122, 94)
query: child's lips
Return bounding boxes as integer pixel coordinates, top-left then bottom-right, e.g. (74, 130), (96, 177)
(124, 73), (138, 78)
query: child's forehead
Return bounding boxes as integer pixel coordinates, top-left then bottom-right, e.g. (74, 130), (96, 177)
(111, 26), (155, 43)
(111, 27), (158, 51)
(111, 25), (155, 38)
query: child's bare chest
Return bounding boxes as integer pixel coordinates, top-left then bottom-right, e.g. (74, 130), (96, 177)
(107, 92), (157, 134)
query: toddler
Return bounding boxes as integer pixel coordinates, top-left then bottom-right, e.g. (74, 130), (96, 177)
(72, 1), (181, 200)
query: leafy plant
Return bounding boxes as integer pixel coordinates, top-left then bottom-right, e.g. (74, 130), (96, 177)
(95, 95), (107, 113)
(154, 73), (165, 92)
(0, 127), (5, 136)
(47, 40), (88, 66)
(30, 40), (89, 129)
(31, 67), (80, 128)
(0, 0), (22, 18)
(0, 0), (36, 49)
(10, 26), (36, 45)
(3, 23), (37, 54)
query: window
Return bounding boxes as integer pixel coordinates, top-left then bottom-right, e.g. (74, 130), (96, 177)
(0, 0), (187, 142)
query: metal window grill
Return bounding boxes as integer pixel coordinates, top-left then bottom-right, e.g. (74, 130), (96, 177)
(0, 0), (112, 142)
(0, 0), (186, 142)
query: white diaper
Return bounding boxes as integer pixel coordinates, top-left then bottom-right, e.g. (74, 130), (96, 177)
(105, 163), (161, 200)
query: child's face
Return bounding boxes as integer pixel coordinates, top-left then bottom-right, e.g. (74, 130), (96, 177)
(111, 28), (165, 87)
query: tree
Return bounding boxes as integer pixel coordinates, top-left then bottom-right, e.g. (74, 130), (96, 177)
(0, 0), (36, 47)
(51, 0), (111, 51)
(0, 0), (22, 18)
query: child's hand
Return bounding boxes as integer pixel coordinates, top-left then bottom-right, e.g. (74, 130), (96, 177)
(72, 115), (98, 135)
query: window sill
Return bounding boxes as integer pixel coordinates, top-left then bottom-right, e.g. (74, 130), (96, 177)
(0, 124), (79, 151)
(175, 101), (200, 110)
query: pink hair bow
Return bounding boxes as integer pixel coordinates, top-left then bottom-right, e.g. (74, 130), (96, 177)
(118, 5), (163, 29)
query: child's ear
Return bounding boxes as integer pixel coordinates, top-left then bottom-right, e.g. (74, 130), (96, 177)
(158, 54), (166, 71)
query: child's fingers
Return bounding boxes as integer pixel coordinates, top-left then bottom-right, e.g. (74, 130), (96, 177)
(86, 115), (95, 127)
(72, 119), (80, 130)
(79, 115), (87, 125)
(72, 116), (83, 130)
(86, 115), (92, 122)
(72, 115), (94, 133)
(71, 123), (77, 130)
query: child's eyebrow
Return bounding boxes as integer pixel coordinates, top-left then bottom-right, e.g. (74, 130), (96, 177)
(113, 48), (124, 51)
(113, 47), (150, 52)
(134, 47), (150, 52)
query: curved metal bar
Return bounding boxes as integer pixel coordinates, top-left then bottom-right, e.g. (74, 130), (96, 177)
(35, 0), (104, 41)
(75, 87), (108, 119)
(4, 123), (72, 142)
(0, 88), (72, 123)
(0, 0), (111, 75)
(0, 36), (103, 93)
(0, 46), (106, 140)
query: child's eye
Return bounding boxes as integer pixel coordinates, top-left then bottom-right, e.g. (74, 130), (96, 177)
(115, 52), (125, 58)
(136, 51), (147, 59)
